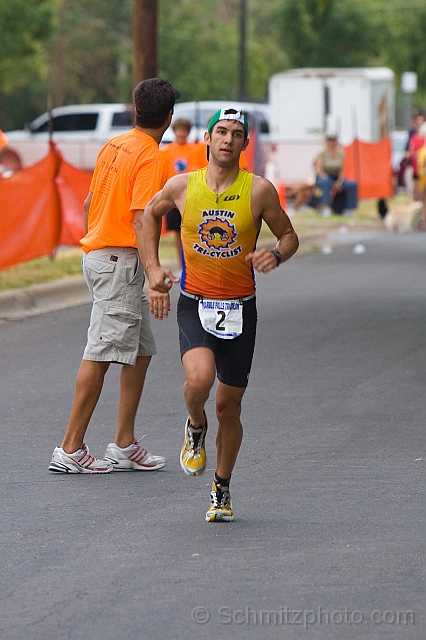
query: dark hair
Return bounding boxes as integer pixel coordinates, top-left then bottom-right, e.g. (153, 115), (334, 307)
(133, 78), (181, 129)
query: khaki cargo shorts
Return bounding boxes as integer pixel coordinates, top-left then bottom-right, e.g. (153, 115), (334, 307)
(82, 247), (156, 366)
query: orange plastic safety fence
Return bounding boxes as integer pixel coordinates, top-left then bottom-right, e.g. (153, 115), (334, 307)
(0, 143), (62, 271)
(57, 161), (92, 246)
(344, 137), (393, 200)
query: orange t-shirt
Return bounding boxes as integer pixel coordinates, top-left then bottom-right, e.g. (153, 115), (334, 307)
(81, 129), (167, 252)
(161, 141), (207, 178)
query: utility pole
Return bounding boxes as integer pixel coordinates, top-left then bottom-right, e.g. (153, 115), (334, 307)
(133, 0), (157, 86)
(238, 0), (247, 101)
(52, 0), (67, 106)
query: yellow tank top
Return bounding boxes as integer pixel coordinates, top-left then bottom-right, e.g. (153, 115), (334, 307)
(181, 168), (258, 298)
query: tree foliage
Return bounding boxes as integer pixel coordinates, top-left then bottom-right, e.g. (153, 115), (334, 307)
(376, 1), (426, 101)
(0, 0), (54, 92)
(48, 0), (133, 105)
(158, 0), (286, 102)
(1, 0), (426, 131)
(273, 0), (379, 68)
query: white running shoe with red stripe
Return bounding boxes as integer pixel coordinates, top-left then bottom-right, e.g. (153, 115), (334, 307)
(48, 443), (113, 473)
(104, 438), (166, 471)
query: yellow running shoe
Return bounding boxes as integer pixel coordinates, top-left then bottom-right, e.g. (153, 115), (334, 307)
(205, 481), (234, 522)
(180, 415), (207, 476)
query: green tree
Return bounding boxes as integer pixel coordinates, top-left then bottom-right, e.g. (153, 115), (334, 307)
(3, 0), (426, 132)
(158, 0), (286, 102)
(372, 0), (426, 108)
(49, 0), (133, 106)
(0, 0), (54, 92)
(274, 0), (379, 68)
(1, 0), (134, 131)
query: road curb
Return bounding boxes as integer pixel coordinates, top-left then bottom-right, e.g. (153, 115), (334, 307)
(0, 275), (91, 321)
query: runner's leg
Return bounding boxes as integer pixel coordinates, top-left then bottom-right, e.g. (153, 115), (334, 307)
(182, 347), (216, 427)
(215, 381), (246, 479)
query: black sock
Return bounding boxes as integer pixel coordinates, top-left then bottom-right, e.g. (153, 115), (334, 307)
(189, 409), (207, 430)
(214, 472), (231, 487)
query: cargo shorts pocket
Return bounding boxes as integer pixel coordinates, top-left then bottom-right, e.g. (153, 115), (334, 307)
(83, 257), (116, 300)
(124, 256), (145, 308)
(98, 304), (141, 352)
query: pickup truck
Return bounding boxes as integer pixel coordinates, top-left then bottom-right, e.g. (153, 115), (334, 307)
(5, 103), (134, 171)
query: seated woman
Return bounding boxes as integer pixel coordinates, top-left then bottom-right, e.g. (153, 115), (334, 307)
(313, 133), (357, 215)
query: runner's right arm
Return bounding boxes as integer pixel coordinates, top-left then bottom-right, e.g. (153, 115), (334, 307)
(139, 175), (188, 318)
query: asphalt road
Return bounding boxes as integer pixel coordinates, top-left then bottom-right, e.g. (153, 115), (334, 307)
(0, 231), (425, 640)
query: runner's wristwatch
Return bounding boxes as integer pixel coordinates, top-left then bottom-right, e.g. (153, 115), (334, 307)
(270, 249), (282, 266)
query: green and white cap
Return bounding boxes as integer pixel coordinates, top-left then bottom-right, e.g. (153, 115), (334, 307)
(207, 108), (249, 135)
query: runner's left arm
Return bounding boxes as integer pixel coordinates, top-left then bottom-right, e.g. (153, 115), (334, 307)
(245, 177), (299, 273)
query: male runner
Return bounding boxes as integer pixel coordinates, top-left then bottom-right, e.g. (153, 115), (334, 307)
(141, 108), (299, 520)
(48, 78), (180, 474)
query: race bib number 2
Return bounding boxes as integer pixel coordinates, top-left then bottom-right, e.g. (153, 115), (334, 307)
(198, 298), (243, 339)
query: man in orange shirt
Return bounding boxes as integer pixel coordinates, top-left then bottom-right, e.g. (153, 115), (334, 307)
(48, 78), (181, 474)
(161, 118), (202, 266)
(162, 118), (199, 178)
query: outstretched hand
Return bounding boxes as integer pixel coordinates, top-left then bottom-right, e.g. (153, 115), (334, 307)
(245, 248), (279, 274)
(148, 266), (180, 293)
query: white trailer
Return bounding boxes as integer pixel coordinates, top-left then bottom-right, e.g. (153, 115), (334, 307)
(263, 67), (395, 186)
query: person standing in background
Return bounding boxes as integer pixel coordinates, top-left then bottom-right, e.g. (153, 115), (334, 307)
(406, 110), (426, 202)
(161, 118), (204, 268)
(415, 121), (426, 230)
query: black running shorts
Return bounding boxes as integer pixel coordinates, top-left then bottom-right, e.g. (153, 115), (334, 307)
(177, 293), (257, 388)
